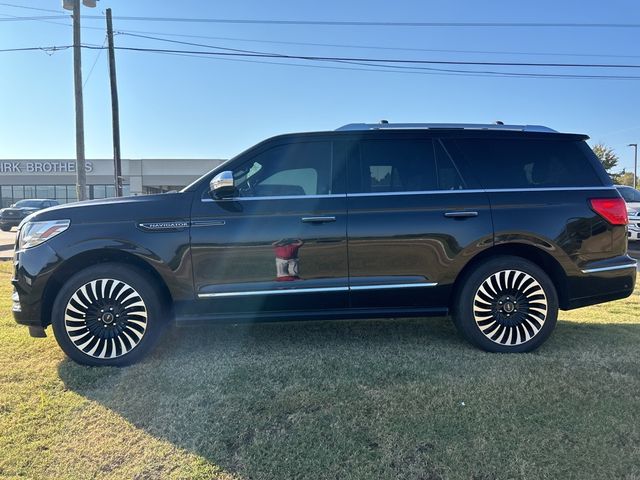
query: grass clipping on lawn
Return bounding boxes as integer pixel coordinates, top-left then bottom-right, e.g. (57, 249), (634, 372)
(0, 262), (638, 480)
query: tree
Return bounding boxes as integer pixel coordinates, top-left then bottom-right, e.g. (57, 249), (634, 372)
(591, 143), (619, 173)
(613, 170), (635, 186)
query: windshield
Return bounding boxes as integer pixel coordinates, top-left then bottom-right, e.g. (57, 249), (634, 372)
(13, 200), (44, 208)
(617, 186), (640, 203)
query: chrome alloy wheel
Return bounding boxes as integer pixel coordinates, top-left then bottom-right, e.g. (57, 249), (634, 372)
(473, 269), (548, 346)
(64, 279), (148, 359)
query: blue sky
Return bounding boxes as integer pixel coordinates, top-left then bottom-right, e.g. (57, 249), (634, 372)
(1, 0), (639, 173)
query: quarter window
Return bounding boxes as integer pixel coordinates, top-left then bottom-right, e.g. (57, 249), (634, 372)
(446, 138), (602, 189)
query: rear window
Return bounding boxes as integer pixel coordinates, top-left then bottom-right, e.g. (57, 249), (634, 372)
(444, 138), (603, 189)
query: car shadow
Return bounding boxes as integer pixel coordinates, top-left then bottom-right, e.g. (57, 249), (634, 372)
(57, 316), (640, 479)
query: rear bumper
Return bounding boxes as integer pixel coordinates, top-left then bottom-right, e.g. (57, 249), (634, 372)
(564, 257), (637, 309)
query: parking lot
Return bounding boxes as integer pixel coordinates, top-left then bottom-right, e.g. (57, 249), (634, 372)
(0, 229), (15, 260)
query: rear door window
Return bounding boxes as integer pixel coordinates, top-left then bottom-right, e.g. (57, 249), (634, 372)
(351, 138), (438, 193)
(444, 138), (602, 189)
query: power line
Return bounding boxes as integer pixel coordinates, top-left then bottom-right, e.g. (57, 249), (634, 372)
(0, 45), (71, 53)
(138, 48), (640, 81)
(110, 34), (640, 69)
(83, 37), (107, 88)
(0, 2), (62, 13)
(4, 43), (640, 80)
(111, 28), (640, 60)
(4, 12), (637, 60)
(80, 16), (640, 28)
(0, 15), (68, 21)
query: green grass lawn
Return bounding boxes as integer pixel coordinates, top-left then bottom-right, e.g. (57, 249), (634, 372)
(0, 261), (639, 480)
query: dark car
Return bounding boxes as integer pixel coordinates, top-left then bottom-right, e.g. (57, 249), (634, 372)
(11, 123), (637, 366)
(0, 199), (59, 231)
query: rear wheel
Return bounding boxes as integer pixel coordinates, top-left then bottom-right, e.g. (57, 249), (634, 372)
(452, 256), (558, 353)
(51, 263), (167, 366)
(0, 226), (11, 232)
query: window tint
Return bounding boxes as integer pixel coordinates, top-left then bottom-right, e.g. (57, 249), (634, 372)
(446, 138), (602, 189)
(434, 140), (465, 190)
(354, 139), (437, 193)
(233, 142), (332, 197)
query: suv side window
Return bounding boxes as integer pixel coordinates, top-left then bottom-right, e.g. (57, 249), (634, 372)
(233, 141), (332, 197)
(351, 139), (438, 193)
(445, 137), (602, 189)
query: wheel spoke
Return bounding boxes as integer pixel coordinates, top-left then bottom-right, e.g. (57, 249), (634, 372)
(64, 278), (147, 360)
(473, 268), (547, 346)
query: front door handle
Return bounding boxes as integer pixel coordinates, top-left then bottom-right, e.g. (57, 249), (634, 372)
(444, 211), (478, 218)
(301, 216), (336, 223)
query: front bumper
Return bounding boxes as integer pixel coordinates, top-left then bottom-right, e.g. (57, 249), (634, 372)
(11, 242), (62, 328)
(0, 218), (23, 228)
(628, 218), (640, 241)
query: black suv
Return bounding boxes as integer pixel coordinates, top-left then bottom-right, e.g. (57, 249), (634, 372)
(11, 123), (637, 366)
(1, 199), (59, 231)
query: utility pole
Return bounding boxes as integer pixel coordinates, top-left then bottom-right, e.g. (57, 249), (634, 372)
(629, 143), (638, 190)
(106, 8), (123, 196)
(72, 0), (87, 201)
(64, 0), (97, 200)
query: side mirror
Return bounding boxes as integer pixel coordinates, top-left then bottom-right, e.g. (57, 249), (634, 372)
(210, 171), (235, 199)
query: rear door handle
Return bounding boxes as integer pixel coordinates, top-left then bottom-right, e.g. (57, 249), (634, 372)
(444, 211), (478, 218)
(301, 216), (336, 223)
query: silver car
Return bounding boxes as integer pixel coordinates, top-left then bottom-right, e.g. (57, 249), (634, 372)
(615, 185), (640, 241)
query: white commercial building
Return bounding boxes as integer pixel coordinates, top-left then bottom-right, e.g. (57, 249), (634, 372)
(0, 158), (225, 207)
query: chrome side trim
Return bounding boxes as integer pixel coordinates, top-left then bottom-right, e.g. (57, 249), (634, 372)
(348, 190), (485, 197)
(198, 286), (349, 298)
(191, 220), (226, 227)
(350, 283), (438, 291)
(197, 282), (438, 298)
(347, 186), (614, 198)
(580, 262), (638, 274)
(485, 186), (614, 193)
(201, 193), (346, 202)
(201, 187), (613, 202)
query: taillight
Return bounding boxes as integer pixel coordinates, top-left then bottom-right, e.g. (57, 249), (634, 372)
(589, 198), (628, 225)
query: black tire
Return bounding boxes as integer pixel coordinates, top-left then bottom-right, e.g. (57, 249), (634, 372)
(51, 263), (167, 366)
(0, 226), (11, 232)
(452, 255), (558, 353)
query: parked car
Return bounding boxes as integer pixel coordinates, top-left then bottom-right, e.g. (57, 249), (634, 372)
(11, 123), (637, 366)
(615, 185), (640, 241)
(0, 199), (59, 231)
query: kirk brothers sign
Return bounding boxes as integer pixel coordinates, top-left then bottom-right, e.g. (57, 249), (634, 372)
(0, 161), (94, 174)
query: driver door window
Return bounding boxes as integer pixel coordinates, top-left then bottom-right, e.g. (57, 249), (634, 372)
(233, 142), (332, 197)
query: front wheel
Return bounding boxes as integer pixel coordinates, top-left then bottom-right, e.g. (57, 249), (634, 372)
(452, 256), (558, 353)
(51, 263), (167, 366)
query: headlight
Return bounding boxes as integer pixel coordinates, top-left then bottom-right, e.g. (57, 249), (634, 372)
(18, 220), (70, 250)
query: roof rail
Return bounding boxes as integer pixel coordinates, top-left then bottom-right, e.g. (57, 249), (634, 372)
(335, 123), (558, 133)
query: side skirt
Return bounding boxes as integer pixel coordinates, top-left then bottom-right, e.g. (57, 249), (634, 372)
(174, 306), (450, 325)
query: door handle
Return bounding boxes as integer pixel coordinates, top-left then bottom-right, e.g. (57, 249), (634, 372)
(301, 216), (336, 223)
(444, 211), (478, 218)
